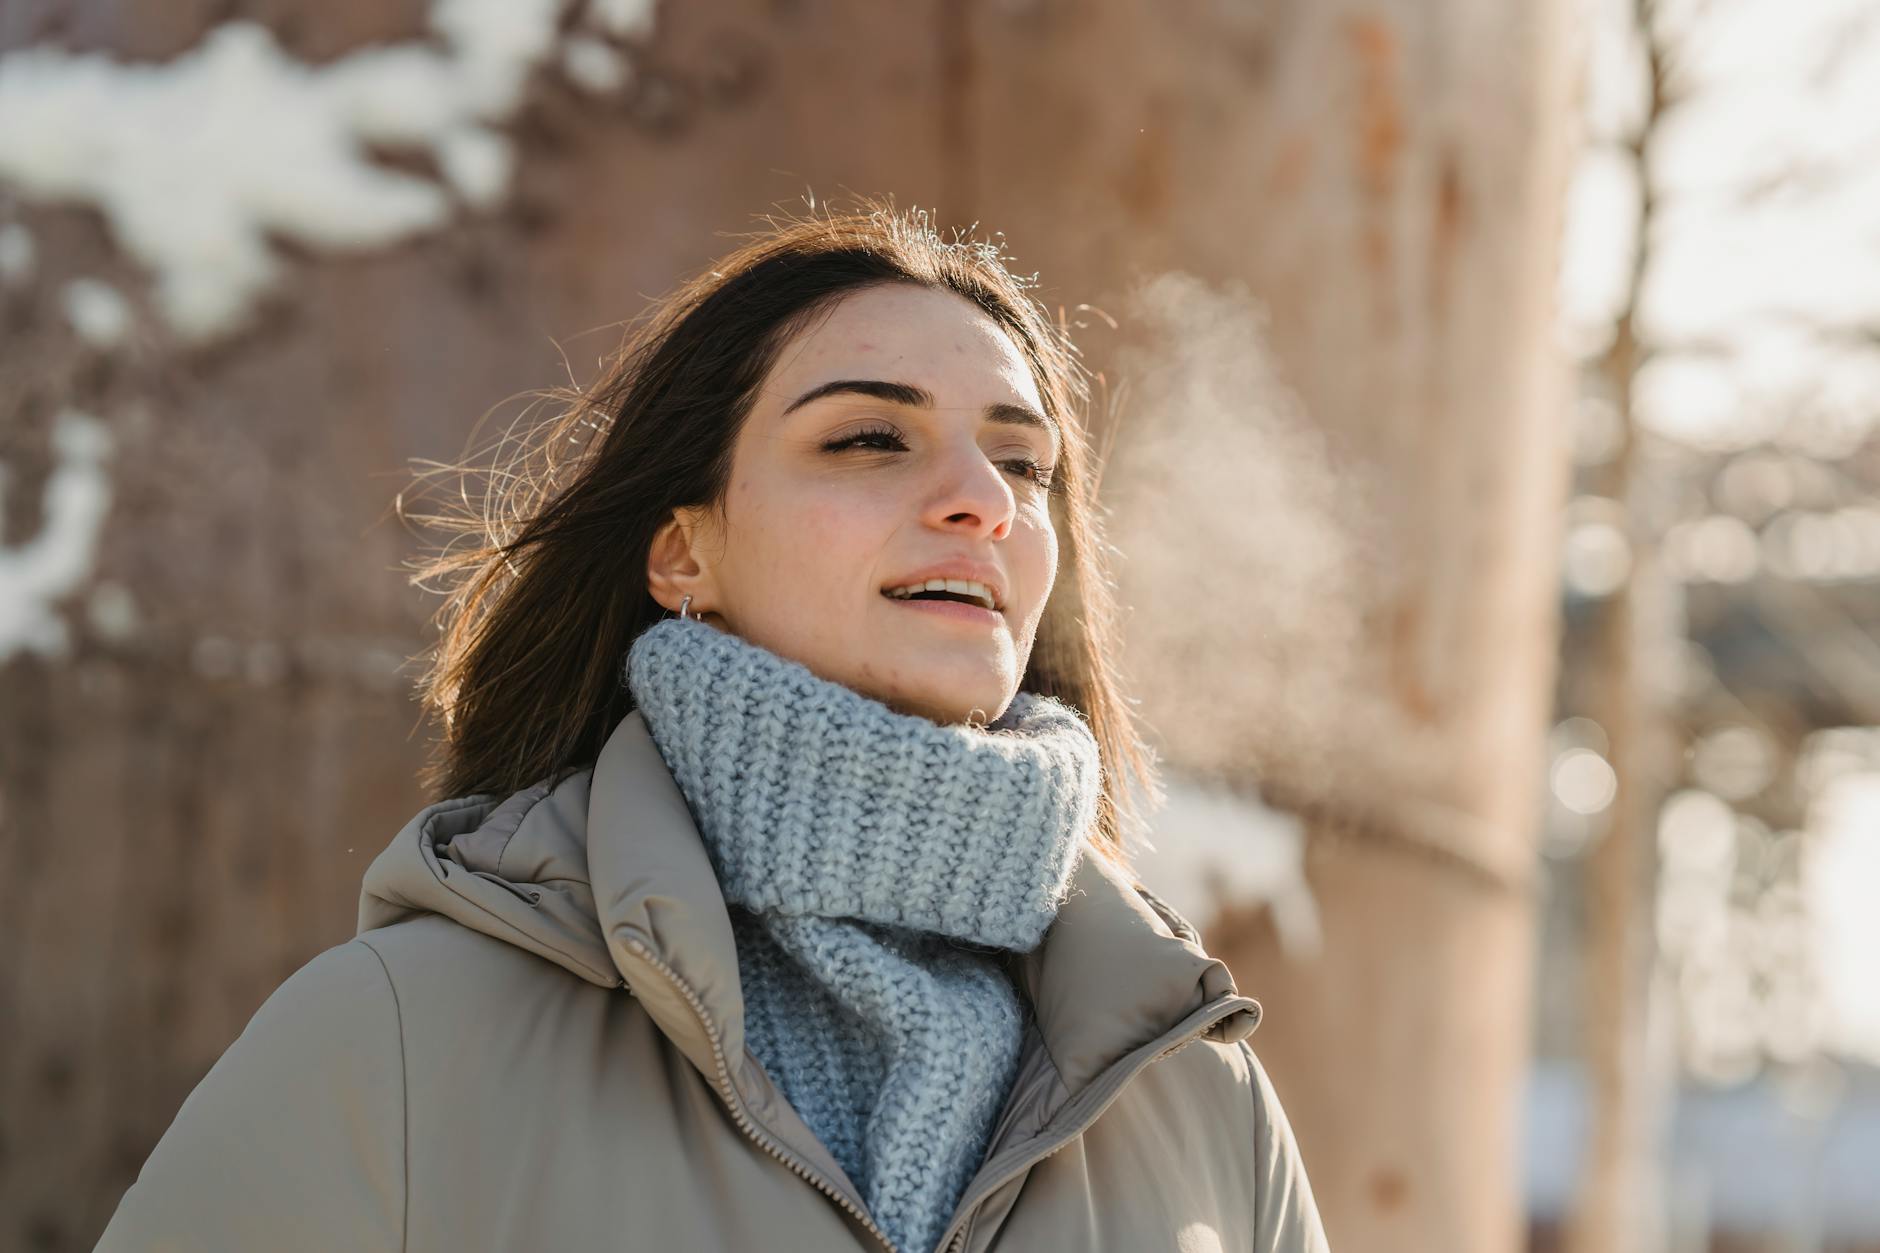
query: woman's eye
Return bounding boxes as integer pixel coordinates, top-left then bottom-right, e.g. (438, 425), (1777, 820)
(1005, 458), (1056, 489)
(824, 429), (1054, 490)
(823, 429), (907, 453)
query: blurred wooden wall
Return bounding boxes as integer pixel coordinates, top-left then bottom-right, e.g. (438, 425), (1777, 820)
(0, 1), (1573, 1249)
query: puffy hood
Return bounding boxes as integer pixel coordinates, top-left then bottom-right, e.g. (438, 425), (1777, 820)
(359, 708), (1261, 1126)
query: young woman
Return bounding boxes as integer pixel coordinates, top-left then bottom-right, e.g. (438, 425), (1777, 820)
(97, 200), (1329, 1252)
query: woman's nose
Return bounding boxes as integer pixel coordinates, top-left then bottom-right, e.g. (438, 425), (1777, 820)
(925, 445), (1016, 538)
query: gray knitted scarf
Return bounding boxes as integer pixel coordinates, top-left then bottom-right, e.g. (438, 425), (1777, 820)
(622, 616), (1101, 1253)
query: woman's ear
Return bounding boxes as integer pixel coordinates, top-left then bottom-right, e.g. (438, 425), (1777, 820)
(646, 509), (717, 616)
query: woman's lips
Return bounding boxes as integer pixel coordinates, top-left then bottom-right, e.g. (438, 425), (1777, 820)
(880, 592), (1003, 625)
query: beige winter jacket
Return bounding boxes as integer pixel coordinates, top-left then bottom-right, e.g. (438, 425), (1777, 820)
(97, 708), (1330, 1252)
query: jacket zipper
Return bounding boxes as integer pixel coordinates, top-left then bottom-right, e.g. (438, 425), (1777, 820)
(624, 933), (1247, 1253)
(933, 1005), (1247, 1253)
(617, 938), (902, 1253)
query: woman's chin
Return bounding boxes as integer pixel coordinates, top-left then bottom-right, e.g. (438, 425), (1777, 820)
(873, 669), (1014, 727)
(848, 627), (1020, 723)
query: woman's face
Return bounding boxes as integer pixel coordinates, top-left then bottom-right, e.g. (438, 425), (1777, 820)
(647, 283), (1061, 725)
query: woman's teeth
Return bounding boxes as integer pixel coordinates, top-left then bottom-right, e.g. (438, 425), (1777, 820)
(882, 578), (997, 611)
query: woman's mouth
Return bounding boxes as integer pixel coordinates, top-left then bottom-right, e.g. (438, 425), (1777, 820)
(880, 586), (1004, 625)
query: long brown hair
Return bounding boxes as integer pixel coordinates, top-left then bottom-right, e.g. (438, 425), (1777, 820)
(398, 194), (1161, 874)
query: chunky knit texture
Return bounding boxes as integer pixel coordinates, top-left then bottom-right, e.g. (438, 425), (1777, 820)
(622, 616), (1102, 1253)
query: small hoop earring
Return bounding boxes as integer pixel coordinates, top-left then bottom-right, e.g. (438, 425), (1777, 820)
(678, 594), (695, 620)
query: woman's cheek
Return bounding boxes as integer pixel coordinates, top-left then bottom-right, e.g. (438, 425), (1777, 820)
(1023, 512), (1059, 598)
(794, 496), (877, 572)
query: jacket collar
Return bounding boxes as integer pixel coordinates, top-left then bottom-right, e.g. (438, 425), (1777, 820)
(361, 708), (1261, 1130)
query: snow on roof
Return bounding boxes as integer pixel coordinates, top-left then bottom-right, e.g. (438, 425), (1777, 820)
(0, 0), (656, 344)
(0, 412), (114, 663)
(1132, 772), (1321, 956)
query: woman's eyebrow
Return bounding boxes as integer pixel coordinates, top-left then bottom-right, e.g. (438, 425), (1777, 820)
(782, 378), (1060, 453)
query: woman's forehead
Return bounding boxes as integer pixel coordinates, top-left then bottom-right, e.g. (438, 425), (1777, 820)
(766, 285), (1041, 409)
